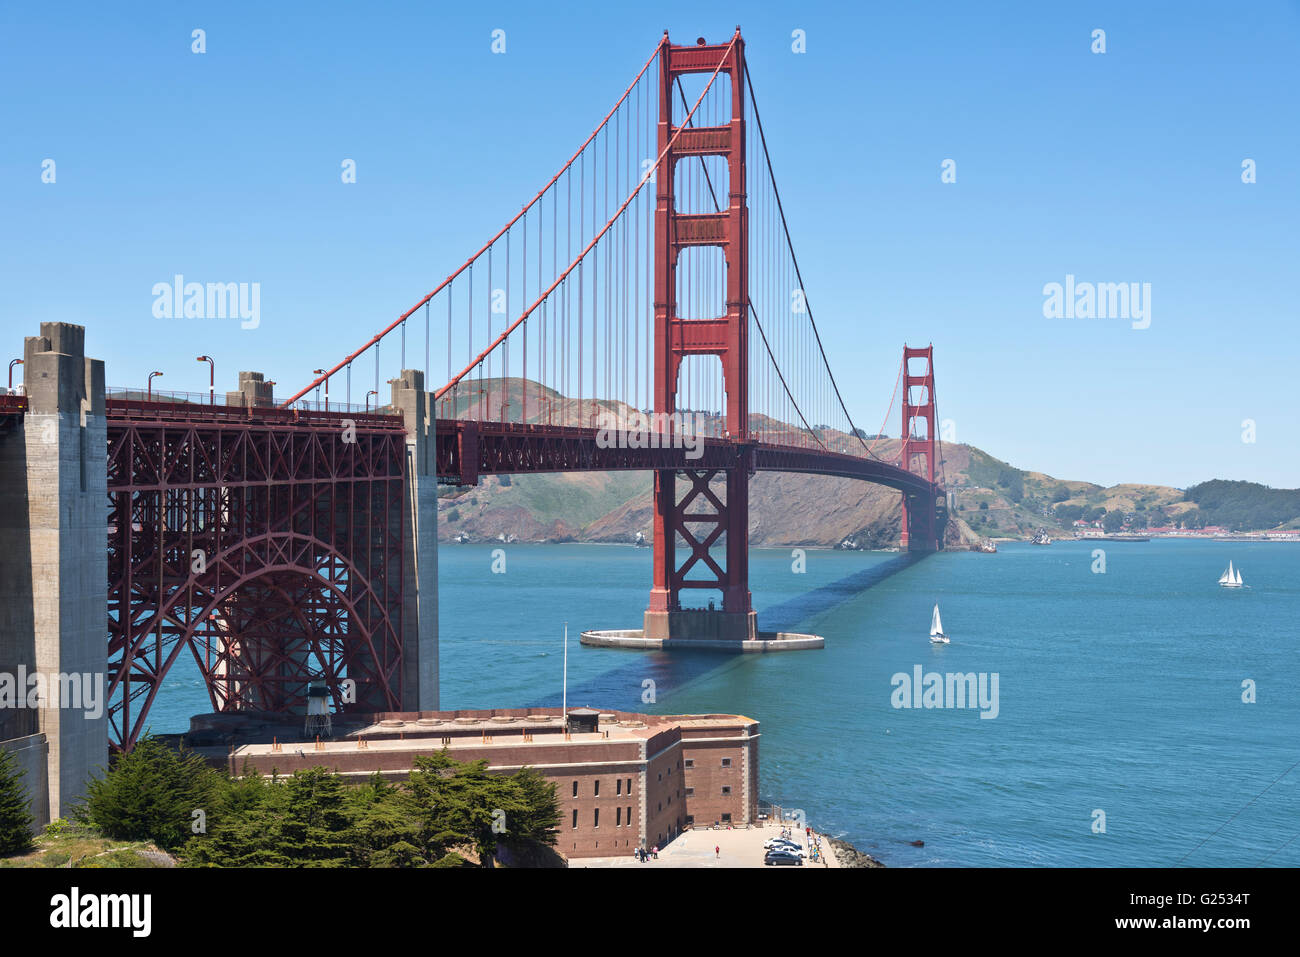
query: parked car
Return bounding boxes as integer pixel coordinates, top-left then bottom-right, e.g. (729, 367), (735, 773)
(764, 840), (804, 855)
(763, 837), (802, 850)
(764, 849), (804, 866)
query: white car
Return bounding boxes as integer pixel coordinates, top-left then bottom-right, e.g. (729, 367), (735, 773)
(764, 838), (804, 854)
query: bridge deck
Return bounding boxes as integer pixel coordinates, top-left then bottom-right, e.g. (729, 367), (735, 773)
(433, 419), (939, 497)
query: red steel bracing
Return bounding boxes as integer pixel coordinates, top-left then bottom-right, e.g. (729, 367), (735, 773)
(105, 399), (407, 751)
(899, 345), (943, 551)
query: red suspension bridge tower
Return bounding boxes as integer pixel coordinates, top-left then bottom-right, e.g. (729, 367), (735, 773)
(646, 32), (755, 642)
(899, 344), (946, 551)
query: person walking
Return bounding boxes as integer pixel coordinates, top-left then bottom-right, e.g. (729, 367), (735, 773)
(715, 844), (720, 859)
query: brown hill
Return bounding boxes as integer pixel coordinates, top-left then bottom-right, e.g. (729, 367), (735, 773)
(432, 379), (1184, 546)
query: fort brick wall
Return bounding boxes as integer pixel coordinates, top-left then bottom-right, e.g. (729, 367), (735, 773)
(227, 706), (758, 859)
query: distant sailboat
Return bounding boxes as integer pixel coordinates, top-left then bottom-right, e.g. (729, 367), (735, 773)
(1218, 561), (1245, 588)
(929, 604), (950, 644)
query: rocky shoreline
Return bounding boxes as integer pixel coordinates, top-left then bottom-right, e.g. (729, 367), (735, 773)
(826, 835), (886, 868)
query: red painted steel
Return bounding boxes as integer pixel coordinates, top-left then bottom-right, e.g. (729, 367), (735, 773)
(650, 31), (752, 619)
(105, 399), (407, 751)
(0, 393), (26, 434)
(433, 419), (936, 495)
(899, 345), (942, 551)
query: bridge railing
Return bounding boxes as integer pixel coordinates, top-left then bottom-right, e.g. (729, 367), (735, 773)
(106, 389), (402, 430)
(0, 393), (28, 415)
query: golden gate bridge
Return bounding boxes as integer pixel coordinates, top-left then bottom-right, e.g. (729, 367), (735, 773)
(0, 30), (947, 749)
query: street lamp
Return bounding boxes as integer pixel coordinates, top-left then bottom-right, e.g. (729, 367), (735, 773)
(147, 371), (164, 401)
(196, 355), (214, 405)
(7, 358), (22, 392)
(364, 389), (378, 412)
(313, 369), (329, 411)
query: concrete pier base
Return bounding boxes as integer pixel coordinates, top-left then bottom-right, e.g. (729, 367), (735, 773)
(580, 628), (823, 653)
(643, 608), (758, 642)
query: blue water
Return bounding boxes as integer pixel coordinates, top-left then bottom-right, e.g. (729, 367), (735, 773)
(152, 538), (1300, 867)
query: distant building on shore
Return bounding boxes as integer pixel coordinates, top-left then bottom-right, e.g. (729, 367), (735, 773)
(224, 707), (760, 859)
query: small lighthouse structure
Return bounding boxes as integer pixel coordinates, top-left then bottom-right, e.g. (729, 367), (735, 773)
(304, 683), (332, 737)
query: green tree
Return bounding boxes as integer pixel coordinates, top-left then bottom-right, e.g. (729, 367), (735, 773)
(75, 735), (219, 850)
(1102, 510), (1125, 533)
(276, 767), (356, 866)
(182, 752), (564, 868)
(406, 750), (504, 864)
(345, 773), (421, 867)
(184, 776), (293, 867)
(996, 468), (1025, 504)
(187, 767), (360, 867)
(506, 767), (562, 848)
(1054, 504), (1084, 523)
(0, 748), (35, 856)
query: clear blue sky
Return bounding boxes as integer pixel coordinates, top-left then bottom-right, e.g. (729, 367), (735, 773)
(2, 1), (1296, 489)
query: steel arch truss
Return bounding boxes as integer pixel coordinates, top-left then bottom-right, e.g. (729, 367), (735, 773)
(105, 406), (407, 750)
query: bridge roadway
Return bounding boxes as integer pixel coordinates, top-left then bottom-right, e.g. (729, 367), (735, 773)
(97, 401), (937, 499)
(434, 419), (938, 497)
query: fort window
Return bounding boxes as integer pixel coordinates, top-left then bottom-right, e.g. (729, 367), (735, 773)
(722, 786), (732, 795)
(571, 809), (578, 829)
(626, 805), (632, 824)
(626, 777), (632, 792)
(572, 780), (578, 797)
(721, 758), (732, 768)
(616, 807), (622, 826)
(722, 813), (732, 824)
(594, 779), (600, 796)
(684, 759), (694, 768)
(594, 808), (600, 828)
(616, 779), (622, 795)
(686, 787), (695, 796)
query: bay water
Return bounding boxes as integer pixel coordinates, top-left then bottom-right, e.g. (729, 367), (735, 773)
(150, 537), (1299, 867)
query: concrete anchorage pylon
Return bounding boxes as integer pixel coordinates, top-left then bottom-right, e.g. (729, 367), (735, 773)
(391, 370), (439, 710)
(0, 323), (107, 822)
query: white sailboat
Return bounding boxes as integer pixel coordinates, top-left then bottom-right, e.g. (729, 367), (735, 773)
(929, 604), (950, 644)
(1218, 561), (1245, 588)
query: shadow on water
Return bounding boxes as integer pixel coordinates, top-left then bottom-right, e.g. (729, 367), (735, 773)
(535, 551), (927, 712)
(758, 552), (923, 632)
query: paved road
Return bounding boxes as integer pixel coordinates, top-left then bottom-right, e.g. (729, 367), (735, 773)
(572, 823), (840, 869)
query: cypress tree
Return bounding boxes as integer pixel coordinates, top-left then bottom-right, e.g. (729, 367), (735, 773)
(75, 735), (219, 850)
(0, 747), (35, 856)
